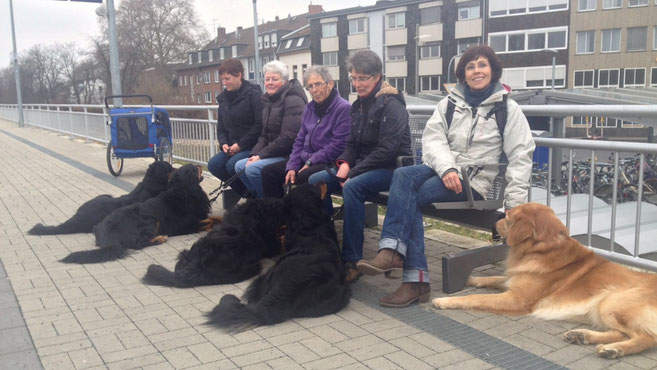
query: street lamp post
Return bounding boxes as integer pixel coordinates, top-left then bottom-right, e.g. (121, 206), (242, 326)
(252, 0), (262, 88)
(542, 48), (557, 89)
(8, 0), (24, 127)
(414, 33), (430, 94)
(447, 54), (459, 84)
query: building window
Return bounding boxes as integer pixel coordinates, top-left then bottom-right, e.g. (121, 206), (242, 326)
(197, 94), (201, 104)
(297, 37), (305, 47)
(490, 0), (567, 17)
(576, 31), (595, 54)
(624, 68), (646, 87)
(458, 2), (480, 20)
(420, 75), (441, 91)
(388, 12), (405, 29)
(601, 29), (621, 52)
(457, 39), (479, 55)
(574, 70), (594, 88)
(196, 74), (200, 85)
(197, 51), (202, 63)
(209, 50), (214, 61)
(220, 48), (225, 59)
(420, 43), (440, 58)
(349, 18), (365, 34)
(654, 26), (657, 50)
(489, 27), (567, 53)
(203, 72), (211, 84)
(285, 39), (293, 49)
(500, 65), (566, 89)
(204, 92), (212, 103)
(388, 77), (405, 92)
(264, 35), (270, 48)
(214, 70), (219, 83)
(598, 69), (620, 87)
(302, 64), (307, 76)
(258, 36), (262, 49)
(271, 33), (277, 47)
(248, 59), (254, 80)
(322, 52), (338, 66)
(184, 75), (188, 86)
(627, 27), (647, 51)
(293, 65), (298, 80)
(578, 0), (596, 10)
(603, 0), (622, 9)
(421, 6), (441, 24)
(322, 22), (337, 38)
(188, 54), (193, 64)
(651, 67), (657, 86)
(231, 45), (237, 57)
(629, 0), (648, 6)
(387, 46), (406, 61)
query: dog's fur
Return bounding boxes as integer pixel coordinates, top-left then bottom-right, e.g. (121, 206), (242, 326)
(142, 197), (286, 287)
(432, 202), (657, 359)
(28, 161), (174, 235)
(60, 164), (210, 264)
(205, 183), (351, 332)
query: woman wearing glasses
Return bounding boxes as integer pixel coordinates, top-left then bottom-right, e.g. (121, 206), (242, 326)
(357, 45), (535, 307)
(234, 60), (307, 198)
(261, 66), (351, 198)
(309, 50), (412, 284)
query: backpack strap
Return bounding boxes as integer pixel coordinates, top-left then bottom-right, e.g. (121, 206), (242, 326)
(446, 94), (508, 139)
(445, 98), (456, 129)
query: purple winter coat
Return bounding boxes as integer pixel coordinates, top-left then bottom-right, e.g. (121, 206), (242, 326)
(285, 93), (351, 172)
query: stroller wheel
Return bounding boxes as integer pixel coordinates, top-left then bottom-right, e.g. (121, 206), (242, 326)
(158, 137), (172, 164)
(106, 143), (124, 176)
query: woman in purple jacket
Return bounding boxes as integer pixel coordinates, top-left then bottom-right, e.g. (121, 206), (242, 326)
(261, 66), (351, 198)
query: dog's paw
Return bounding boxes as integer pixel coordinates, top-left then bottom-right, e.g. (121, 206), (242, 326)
(200, 216), (223, 231)
(150, 235), (168, 244)
(597, 345), (623, 359)
(562, 330), (588, 345)
(432, 297), (447, 309)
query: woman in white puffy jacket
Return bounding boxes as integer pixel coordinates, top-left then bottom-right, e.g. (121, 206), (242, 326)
(357, 45), (535, 307)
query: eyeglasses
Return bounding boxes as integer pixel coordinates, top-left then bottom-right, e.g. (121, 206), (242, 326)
(348, 75), (374, 83)
(305, 81), (328, 91)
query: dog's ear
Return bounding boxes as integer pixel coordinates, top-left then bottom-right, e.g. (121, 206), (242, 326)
(509, 204), (569, 254)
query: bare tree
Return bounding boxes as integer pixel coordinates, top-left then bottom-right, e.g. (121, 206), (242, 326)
(60, 44), (104, 104)
(21, 45), (65, 103)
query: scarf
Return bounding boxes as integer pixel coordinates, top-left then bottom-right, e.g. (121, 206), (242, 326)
(314, 88), (337, 118)
(464, 83), (495, 108)
(224, 80), (245, 104)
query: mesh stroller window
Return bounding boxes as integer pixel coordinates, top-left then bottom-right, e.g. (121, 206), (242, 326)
(116, 116), (150, 149)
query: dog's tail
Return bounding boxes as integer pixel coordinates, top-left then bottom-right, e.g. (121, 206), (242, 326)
(142, 264), (184, 287)
(59, 245), (131, 264)
(28, 221), (84, 235)
(205, 295), (263, 332)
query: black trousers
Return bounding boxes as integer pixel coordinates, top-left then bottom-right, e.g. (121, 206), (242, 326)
(261, 160), (328, 198)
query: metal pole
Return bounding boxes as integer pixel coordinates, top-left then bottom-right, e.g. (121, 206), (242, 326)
(9, 0), (24, 127)
(447, 55), (458, 84)
(252, 0), (262, 88)
(107, 0), (123, 107)
(551, 54), (556, 89)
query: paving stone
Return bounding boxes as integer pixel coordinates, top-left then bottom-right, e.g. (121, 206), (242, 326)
(90, 334), (125, 354)
(106, 353), (166, 370)
(349, 341), (400, 362)
(363, 356), (404, 369)
(231, 348), (285, 368)
(100, 344), (158, 364)
(162, 347), (202, 368)
(266, 328), (316, 347)
(439, 357), (497, 370)
(40, 352), (75, 370)
(303, 353), (358, 370)
(300, 336), (342, 357)
(384, 350), (434, 370)
(222, 340), (273, 358)
(266, 356), (306, 370)
(423, 348), (473, 367)
(388, 337), (437, 358)
(37, 339), (93, 357)
(67, 347), (104, 369)
(0, 326), (37, 355)
(278, 342), (321, 364)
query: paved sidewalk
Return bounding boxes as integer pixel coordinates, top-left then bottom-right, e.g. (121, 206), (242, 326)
(1, 118), (655, 369)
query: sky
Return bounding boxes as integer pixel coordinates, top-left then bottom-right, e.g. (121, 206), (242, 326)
(0, 0), (379, 70)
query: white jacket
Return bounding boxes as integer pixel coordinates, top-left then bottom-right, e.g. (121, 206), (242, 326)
(421, 82), (535, 209)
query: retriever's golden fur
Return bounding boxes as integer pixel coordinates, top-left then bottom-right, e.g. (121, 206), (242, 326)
(432, 203), (657, 359)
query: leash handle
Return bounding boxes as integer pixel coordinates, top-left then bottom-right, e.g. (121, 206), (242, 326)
(208, 167), (247, 204)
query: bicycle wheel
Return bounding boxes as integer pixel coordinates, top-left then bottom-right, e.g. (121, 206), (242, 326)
(158, 137), (172, 163)
(106, 143), (124, 177)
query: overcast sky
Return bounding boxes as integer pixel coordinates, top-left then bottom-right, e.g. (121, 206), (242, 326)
(0, 0), (378, 70)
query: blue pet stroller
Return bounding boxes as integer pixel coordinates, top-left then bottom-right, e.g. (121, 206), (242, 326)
(105, 94), (173, 176)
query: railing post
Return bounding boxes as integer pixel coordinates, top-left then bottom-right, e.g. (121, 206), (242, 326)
(83, 107), (89, 142)
(208, 108), (216, 159)
(550, 117), (565, 186)
(56, 106), (61, 131)
(69, 106), (74, 134)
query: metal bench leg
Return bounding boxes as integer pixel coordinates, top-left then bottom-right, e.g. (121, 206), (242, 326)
(364, 202), (378, 228)
(441, 244), (509, 294)
(222, 188), (241, 210)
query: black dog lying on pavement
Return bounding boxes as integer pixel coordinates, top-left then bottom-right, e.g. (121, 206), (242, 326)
(205, 183), (351, 332)
(28, 161), (174, 235)
(60, 164), (210, 264)
(142, 197), (286, 287)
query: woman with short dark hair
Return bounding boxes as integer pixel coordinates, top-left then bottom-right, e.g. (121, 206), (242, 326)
(357, 45), (535, 307)
(207, 58), (263, 197)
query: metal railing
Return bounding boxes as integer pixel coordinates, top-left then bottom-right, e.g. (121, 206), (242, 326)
(2, 102), (657, 272)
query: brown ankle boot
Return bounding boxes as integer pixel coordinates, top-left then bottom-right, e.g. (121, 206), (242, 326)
(379, 282), (431, 308)
(357, 249), (403, 279)
(344, 261), (363, 284)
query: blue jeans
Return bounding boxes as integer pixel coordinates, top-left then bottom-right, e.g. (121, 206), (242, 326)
(379, 165), (481, 283)
(234, 156), (286, 198)
(207, 150), (250, 196)
(309, 168), (394, 263)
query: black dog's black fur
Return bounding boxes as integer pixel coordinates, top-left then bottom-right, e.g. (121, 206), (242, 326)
(205, 183), (351, 332)
(143, 198), (286, 287)
(28, 161), (174, 235)
(60, 164), (210, 264)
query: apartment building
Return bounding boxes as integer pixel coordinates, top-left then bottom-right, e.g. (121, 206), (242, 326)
(487, 0), (569, 90)
(276, 25), (312, 83)
(174, 6), (320, 105)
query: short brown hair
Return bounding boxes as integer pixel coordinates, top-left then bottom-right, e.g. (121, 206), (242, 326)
(218, 58), (244, 78)
(455, 45), (503, 85)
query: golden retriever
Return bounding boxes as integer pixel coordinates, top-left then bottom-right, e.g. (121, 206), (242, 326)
(432, 203), (657, 359)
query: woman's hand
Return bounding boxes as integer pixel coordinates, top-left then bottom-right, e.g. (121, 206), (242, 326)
(442, 171), (462, 194)
(222, 144), (230, 154)
(285, 170), (296, 184)
(228, 143), (241, 155)
(298, 164), (309, 173)
(336, 163), (350, 188)
(246, 155), (260, 166)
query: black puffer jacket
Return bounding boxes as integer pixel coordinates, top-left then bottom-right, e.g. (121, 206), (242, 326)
(252, 79), (307, 159)
(338, 80), (411, 178)
(216, 80), (264, 150)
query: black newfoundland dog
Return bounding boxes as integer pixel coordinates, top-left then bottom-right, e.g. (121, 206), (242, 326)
(205, 183), (351, 332)
(143, 197), (286, 287)
(60, 164), (210, 264)
(28, 161), (174, 235)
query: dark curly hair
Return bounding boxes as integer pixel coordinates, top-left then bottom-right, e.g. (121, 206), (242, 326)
(455, 45), (503, 85)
